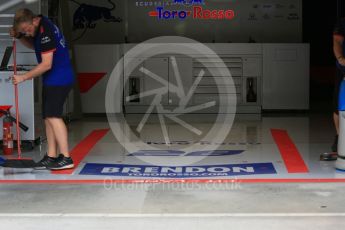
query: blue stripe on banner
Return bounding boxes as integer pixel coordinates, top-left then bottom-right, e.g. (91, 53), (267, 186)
(80, 163), (277, 178)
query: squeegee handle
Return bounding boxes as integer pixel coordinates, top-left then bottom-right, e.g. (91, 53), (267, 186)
(13, 38), (22, 157)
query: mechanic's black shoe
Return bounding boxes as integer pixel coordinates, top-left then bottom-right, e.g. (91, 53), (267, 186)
(34, 154), (63, 170)
(47, 156), (74, 170)
(331, 135), (338, 152)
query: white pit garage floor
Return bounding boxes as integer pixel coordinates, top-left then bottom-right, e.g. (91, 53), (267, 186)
(0, 114), (345, 229)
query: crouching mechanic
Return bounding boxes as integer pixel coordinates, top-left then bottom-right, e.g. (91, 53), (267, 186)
(10, 8), (75, 170)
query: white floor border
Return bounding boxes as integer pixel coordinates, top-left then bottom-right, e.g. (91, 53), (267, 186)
(1, 213), (345, 217)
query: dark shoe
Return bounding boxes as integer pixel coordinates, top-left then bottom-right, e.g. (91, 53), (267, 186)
(331, 135), (338, 152)
(320, 152), (338, 161)
(34, 154), (63, 170)
(47, 156), (74, 170)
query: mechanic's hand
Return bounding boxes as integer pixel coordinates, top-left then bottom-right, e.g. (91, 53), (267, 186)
(9, 27), (18, 38)
(12, 75), (26, 85)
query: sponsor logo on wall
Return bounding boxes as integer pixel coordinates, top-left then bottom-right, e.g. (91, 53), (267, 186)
(135, 0), (205, 7)
(141, 0), (235, 20)
(69, 0), (122, 31)
(287, 13), (299, 20)
(249, 2), (299, 22)
(248, 13), (258, 21)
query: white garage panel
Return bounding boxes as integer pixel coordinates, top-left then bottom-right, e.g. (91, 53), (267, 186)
(262, 44), (310, 110)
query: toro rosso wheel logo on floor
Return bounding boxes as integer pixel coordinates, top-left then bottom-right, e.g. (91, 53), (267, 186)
(105, 36), (237, 166)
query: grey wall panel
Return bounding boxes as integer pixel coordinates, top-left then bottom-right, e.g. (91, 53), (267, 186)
(262, 44), (310, 110)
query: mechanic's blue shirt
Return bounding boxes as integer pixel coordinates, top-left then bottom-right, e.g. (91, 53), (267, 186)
(34, 16), (75, 86)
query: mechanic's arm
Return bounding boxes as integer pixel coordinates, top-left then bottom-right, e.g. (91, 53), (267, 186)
(12, 52), (53, 84)
(334, 35), (345, 66)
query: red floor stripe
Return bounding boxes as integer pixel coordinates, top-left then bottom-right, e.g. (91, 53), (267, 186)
(52, 129), (109, 175)
(271, 129), (309, 173)
(1, 178), (345, 184)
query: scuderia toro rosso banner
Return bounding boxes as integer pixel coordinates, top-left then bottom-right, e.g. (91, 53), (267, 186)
(147, 0), (236, 20)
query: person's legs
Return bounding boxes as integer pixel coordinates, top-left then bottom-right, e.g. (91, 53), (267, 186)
(334, 112), (340, 134)
(34, 118), (62, 169)
(332, 70), (343, 152)
(320, 71), (341, 161)
(45, 118), (58, 158)
(38, 85), (74, 169)
(331, 112), (339, 153)
(45, 117), (74, 170)
(46, 117), (70, 157)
